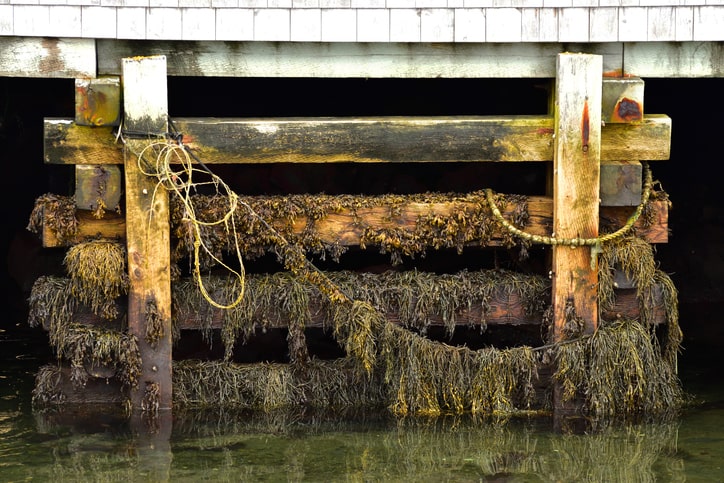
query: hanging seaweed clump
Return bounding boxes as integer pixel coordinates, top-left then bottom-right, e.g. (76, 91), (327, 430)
(173, 358), (386, 410)
(598, 235), (682, 371)
(32, 365), (66, 406)
(50, 322), (141, 389)
(380, 323), (538, 417)
(158, 148), (681, 419)
(145, 296), (164, 348)
(175, 270), (550, 366)
(28, 275), (140, 391)
(553, 318), (683, 419)
(28, 276), (76, 332)
(64, 240), (129, 320)
(27, 193), (78, 245)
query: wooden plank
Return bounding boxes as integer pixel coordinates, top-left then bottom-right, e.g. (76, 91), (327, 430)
(41, 209), (125, 247)
(602, 77), (644, 124)
(73, 76), (123, 214)
(44, 115), (672, 165)
(65, 280), (668, 331)
(552, 53), (603, 340)
(75, 76), (121, 126)
(600, 160), (642, 207)
(602, 114), (670, 160)
(174, 282), (665, 331)
(39, 198), (669, 248)
(96, 41), (623, 79)
(74, 165), (122, 212)
(623, 41), (724, 78)
(174, 116), (554, 164)
(0, 37), (96, 78)
(44, 119), (123, 165)
(551, 53), (602, 417)
(122, 56), (173, 412)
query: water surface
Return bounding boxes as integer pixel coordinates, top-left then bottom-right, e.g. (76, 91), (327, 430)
(2, 327), (723, 482)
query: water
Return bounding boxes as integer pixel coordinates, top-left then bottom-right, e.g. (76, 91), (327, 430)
(2, 328), (724, 482)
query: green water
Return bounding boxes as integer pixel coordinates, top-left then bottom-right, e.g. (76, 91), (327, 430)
(2, 329), (724, 482)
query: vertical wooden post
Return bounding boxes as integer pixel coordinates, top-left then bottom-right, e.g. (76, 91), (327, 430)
(552, 53), (602, 414)
(74, 77), (123, 213)
(122, 56), (173, 412)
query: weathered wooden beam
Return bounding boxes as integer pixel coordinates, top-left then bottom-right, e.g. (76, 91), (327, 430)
(623, 41), (724, 78)
(600, 160), (642, 207)
(552, 52), (603, 340)
(65, 281), (668, 331)
(602, 77), (644, 124)
(174, 284), (664, 331)
(0, 37), (96, 78)
(75, 76), (121, 127)
(38, 197), (669, 248)
(96, 41), (623, 79)
(551, 53), (602, 417)
(41, 209), (125, 247)
(73, 77), (123, 213)
(45, 119), (122, 165)
(123, 56), (173, 412)
(44, 115), (672, 165)
(74, 164), (123, 212)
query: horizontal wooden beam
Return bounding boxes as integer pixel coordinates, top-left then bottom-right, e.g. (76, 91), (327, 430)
(4, 40), (723, 80)
(39, 196), (668, 248)
(97, 41), (624, 79)
(41, 209), (125, 247)
(0, 37), (96, 78)
(64, 279), (667, 331)
(174, 285), (664, 331)
(44, 115), (671, 165)
(623, 41), (724, 78)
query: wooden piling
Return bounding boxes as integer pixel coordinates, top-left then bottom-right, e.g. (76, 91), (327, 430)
(552, 52), (603, 339)
(552, 53), (603, 416)
(122, 55), (173, 412)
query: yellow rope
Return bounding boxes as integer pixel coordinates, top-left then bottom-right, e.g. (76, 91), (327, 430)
(135, 140), (246, 310)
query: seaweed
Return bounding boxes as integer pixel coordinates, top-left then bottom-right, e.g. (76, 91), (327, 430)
(27, 193), (78, 245)
(169, 191), (531, 268)
(173, 358), (387, 411)
(553, 318), (683, 419)
(63, 240), (129, 320)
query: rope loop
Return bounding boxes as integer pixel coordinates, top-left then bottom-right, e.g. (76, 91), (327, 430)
(485, 161), (653, 249)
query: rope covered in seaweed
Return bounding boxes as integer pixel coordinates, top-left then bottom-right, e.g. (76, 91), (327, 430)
(485, 161), (653, 248)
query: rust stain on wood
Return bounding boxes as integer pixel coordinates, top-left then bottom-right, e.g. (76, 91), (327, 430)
(603, 70), (636, 78)
(581, 99), (590, 153)
(612, 97), (643, 122)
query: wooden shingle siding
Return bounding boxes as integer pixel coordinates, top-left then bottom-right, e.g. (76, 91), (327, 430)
(1, 4), (723, 41)
(358, 8), (390, 42)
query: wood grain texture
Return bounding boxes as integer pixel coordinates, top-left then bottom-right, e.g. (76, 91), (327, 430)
(0, 37), (95, 78)
(44, 115), (672, 165)
(96, 40), (624, 79)
(552, 53), (603, 339)
(122, 55), (173, 411)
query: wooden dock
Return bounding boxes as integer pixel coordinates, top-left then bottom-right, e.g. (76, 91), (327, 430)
(27, 53), (681, 426)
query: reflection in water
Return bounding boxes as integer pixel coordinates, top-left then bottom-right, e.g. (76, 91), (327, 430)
(1, 331), (724, 482)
